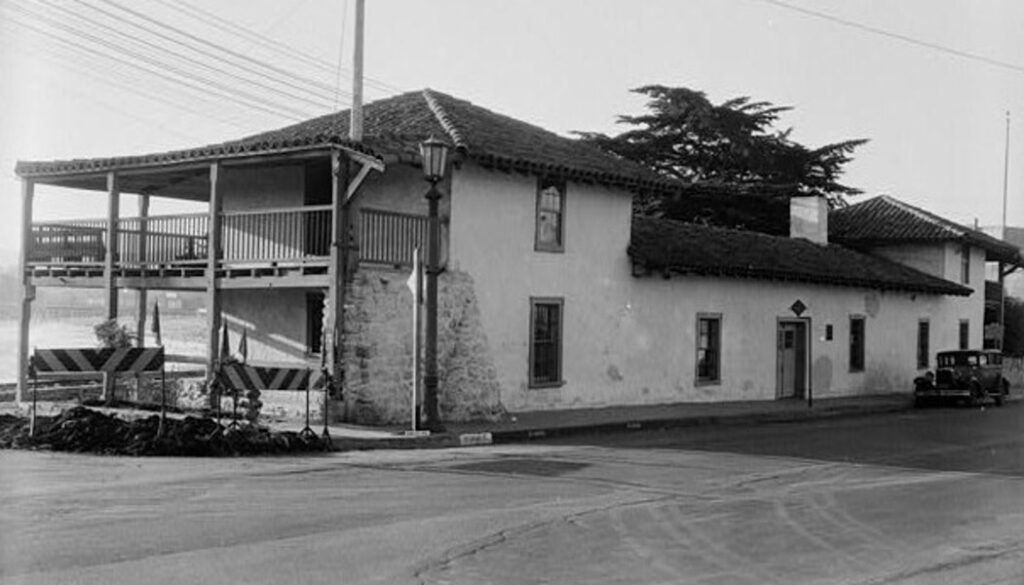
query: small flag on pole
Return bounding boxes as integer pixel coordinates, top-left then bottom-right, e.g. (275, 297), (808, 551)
(238, 328), (248, 363)
(151, 302), (162, 347)
(406, 247), (422, 302)
(220, 321), (231, 362)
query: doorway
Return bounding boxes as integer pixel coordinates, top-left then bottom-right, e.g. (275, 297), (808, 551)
(776, 319), (808, 399)
(303, 160), (332, 257)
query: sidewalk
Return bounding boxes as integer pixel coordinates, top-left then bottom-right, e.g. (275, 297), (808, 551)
(447, 393), (915, 444)
(279, 393), (918, 450)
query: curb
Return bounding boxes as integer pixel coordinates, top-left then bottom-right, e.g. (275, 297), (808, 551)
(481, 400), (915, 444)
(324, 400), (918, 451)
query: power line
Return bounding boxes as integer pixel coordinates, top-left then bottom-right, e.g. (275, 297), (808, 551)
(0, 24), (255, 133)
(760, 0), (1024, 75)
(37, 0), (336, 112)
(80, 0), (344, 107)
(149, 0), (404, 96)
(2, 6), (313, 122)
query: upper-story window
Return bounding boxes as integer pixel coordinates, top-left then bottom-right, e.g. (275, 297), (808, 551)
(960, 243), (970, 284)
(535, 178), (566, 252)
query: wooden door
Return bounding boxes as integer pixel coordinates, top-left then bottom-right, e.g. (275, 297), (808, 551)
(777, 321), (807, 398)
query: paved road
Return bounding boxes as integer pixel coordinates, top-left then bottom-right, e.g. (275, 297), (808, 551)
(1, 403), (1022, 584)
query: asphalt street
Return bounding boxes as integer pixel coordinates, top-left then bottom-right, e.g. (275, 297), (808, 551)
(1, 403), (1022, 584)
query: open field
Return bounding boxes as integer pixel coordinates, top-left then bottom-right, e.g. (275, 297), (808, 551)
(0, 314), (207, 383)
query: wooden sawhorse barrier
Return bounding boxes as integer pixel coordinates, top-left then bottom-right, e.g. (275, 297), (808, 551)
(28, 347), (166, 436)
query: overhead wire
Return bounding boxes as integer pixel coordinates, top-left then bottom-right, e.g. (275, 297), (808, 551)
(148, 0), (404, 96)
(0, 22), (255, 133)
(2, 5), (312, 122)
(760, 0), (1024, 76)
(90, 0), (356, 103)
(69, 0), (339, 110)
(32, 0), (335, 113)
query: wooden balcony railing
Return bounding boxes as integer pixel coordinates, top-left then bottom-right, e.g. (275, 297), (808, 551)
(118, 213), (208, 265)
(358, 208), (433, 267)
(28, 206), (434, 273)
(221, 205), (331, 263)
(29, 220), (108, 264)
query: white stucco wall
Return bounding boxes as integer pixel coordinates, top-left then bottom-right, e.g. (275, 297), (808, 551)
(870, 242), (985, 350)
(220, 288), (317, 365)
(448, 163), (984, 413)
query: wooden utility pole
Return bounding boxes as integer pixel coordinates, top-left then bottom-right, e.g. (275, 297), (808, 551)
(349, 0), (365, 141)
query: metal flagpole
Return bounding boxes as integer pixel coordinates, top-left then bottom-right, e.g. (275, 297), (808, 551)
(1000, 111), (1010, 349)
(407, 247), (421, 432)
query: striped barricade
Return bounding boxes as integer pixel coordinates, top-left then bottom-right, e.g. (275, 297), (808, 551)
(216, 363), (327, 435)
(219, 363), (324, 391)
(27, 347), (167, 436)
(31, 347), (165, 375)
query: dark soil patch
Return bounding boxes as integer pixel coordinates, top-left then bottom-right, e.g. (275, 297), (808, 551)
(0, 407), (331, 456)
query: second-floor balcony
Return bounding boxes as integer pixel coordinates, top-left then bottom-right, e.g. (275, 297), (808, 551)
(27, 206), (433, 289)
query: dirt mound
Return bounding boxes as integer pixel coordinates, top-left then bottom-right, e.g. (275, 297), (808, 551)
(0, 407), (331, 456)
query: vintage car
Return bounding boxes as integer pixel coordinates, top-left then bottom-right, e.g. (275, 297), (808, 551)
(914, 349), (1011, 407)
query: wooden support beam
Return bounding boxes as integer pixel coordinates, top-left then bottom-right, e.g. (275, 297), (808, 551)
(326, 151), (348, 386)
(104, 172), (120, 319)
(205, 163), (223, 385)
(345, 162), (373, 203)
(16, 179), (35, 405)
(136, 194), (150, 347)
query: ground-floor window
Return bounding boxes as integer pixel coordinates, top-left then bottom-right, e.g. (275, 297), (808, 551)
(917, 319), (930, 369)
(849, 316), (865, 372)
(306, 292), (325, 355)
(530, 298), (563, 387)
(959, 319), (969, 350)
(695, 313), (721, 384)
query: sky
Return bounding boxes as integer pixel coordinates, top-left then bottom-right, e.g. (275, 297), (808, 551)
(1, 0), (1022, 266)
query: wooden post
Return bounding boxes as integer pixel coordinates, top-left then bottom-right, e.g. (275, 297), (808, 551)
(105, 172), (120, 319)
(136, 194), (150, 347)
(327, 150), (350, 415)
(205, 163), (223, 401)
(15, 179), (35, 405)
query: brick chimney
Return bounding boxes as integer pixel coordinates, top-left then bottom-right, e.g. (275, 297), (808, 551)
(790, 195), (829, 245)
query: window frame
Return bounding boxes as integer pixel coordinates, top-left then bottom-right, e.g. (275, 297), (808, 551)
(528, 297), (564, 388)
(917, 319), (930, 370)
(534, 177), (566, 253)
(695, 313), (722, 385)
(849, 315), (866, 372)
(959, 319), (970, 350)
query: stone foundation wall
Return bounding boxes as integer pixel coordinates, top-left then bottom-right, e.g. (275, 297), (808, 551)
(342, 267), (503, 424)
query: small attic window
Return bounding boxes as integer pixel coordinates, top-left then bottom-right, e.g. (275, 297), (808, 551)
(535, 177), (566, 252)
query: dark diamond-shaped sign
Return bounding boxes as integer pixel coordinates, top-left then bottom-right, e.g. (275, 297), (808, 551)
(790, 299), (807, 316)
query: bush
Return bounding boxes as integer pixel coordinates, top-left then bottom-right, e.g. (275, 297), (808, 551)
(94, 319), (135, 349)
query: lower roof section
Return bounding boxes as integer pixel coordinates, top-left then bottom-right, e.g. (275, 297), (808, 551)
(629, 216), (972, 297)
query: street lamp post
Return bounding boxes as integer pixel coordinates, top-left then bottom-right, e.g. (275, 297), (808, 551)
(420, 136), (449, 432)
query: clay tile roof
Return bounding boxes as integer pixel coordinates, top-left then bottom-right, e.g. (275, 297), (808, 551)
(830, 195), (1022, 265)
(629, 215), (972, 296)
(16, 89), (676, 194)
